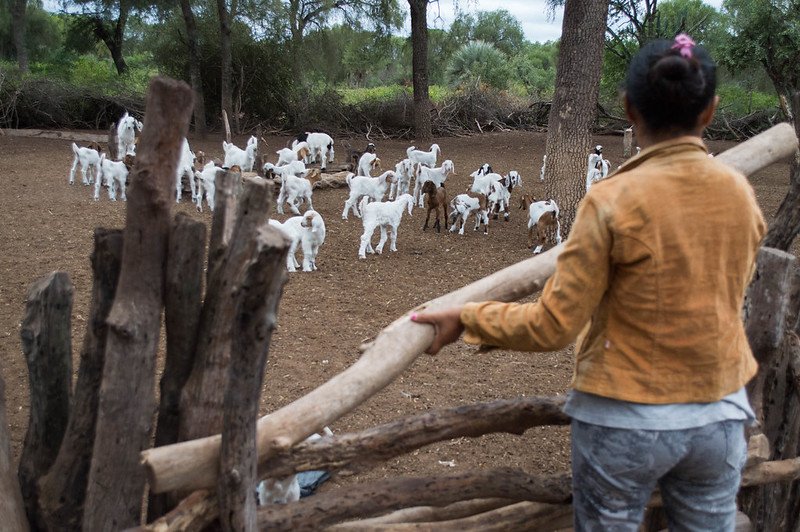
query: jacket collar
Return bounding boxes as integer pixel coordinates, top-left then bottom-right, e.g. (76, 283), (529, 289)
(611, 136), (709, 178)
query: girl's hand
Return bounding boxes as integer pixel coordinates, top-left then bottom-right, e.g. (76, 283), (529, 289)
(411, 306), (465, 355)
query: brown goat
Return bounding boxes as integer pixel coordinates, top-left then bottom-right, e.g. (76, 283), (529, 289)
(421, 181), (448, 232)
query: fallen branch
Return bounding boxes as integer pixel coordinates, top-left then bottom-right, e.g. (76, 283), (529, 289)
(328, 499), (520, 528)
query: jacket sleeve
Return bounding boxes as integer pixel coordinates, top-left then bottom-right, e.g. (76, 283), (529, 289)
(460, 196), (612, 351)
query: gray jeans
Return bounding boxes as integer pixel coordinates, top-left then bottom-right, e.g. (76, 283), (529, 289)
(571, 419), (747, 531)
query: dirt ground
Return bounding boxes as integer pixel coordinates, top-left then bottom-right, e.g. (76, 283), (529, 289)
(0, 129), (793, 498)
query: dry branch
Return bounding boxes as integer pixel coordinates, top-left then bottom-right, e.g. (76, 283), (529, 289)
(259, 396), (569, 480)
(82, 76), (194, 531)
(38, 229), (123, 531)
(257, 469), (572, 531)
(219, 186), (289, 532)
(140, 121), (800, 497)
(1, 128), (107, 143)
(328, 498), (515, 528)
(127, 490), (218, 532)
(18, 271), (73, 529)
(0, 374), (30, 532)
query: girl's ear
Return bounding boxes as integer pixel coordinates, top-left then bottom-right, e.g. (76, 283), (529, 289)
(698, 94), (719, 130)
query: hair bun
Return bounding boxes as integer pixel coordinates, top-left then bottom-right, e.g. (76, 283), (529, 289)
(651, 55), (693, 82)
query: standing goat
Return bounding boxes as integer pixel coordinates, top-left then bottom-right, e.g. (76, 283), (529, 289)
(585, 145), (609, 192)
(293, 132), (334, 170)
(275, 142), (311, 167)
(390, 158), (415, 200)
(268, 210), (327, 272)
(194, 161), (225, 212)
(520, 194), (562, 254)
(356, 152), (382, 177)
(273, 168), (320, 215)
(69, 142), (102, 185)
(223, 136), (258, 171)
(95, 153), (133, 202)
(358, 194), (414, 259)
(413, 160), (455, 208)
(116, 112), (142, 160)
(448, 192), (489, 235)
(421, 181), (448, 232)
(489, 171), (521, 221)
(344, 141), (376, 172)
(407, 144), (441, 168)
(342, 171), (396, 220)
(175, 138), (198, 203)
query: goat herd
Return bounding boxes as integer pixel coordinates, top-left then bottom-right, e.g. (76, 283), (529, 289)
(67, 112), (615, 272)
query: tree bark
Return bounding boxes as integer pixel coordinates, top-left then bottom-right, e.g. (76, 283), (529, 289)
(148, 215), (206, 521)
(216, 0), (236, 134)
(82, 77), (193, 531)
(10, 0), (28, 73)
(141, 121), (800, 497)
(543, 0), (610, 234)
(178, 0), (207, 138)
(256, 469), (572, 531)
(90, 2), (130, 76)
(219, 213), (288, 532)
(329, 499), (518, 528)
(408, 0), (432, 141)
(763, 93), (800, 251)
(18, 271), (73, 530)
(258, 396), (569, 480)
(38, 229), (123, 532)
(0, 375), (30, 532)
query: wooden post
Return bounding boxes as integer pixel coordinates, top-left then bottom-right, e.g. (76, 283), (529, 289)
(0, 374), (30, 532)
(141, 122), (799, 497)
(206, 169), (240, 284)
(148, 215), (207, 521)
(179, 175), (272, 444)
(258, 396), (569, 480)
(38, 229), (123, 531)
(18, 271), (73, 529)
(108, 123), (119, 160)
(82, 77), (194, 531)
(219, 212), (289, 532)
(623, 126), (633, 158)
(222, 110), (232, 143)
(763, 92), (800, 251)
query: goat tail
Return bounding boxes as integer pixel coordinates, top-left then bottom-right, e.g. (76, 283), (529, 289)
(407, 146), (415, 157)
(358, 195), (370, 217)
(71, 142), (79, 155)
(346, 172), (354, 187)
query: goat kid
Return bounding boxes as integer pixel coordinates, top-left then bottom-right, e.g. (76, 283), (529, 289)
(175, 138), (199, 203)
(342, 171), (395, 220)
(413, 160), (455, 208)
(356, 152), (382, 177)
(448, 191), (489, 235)
(95, 153), (132, 202)
(269, 210), (326, 272)
(194, 161), (225, 212)
(421, 181), (448, 233)
(276, 170), (319, 215)
(358, 193), (414, 259)
(223, 135), (258, 171)
(489, 170), (522, 221)
(586, 145), (610, 192)
(344, 141), (376, 172)
(69, 142), (102, 185)
(406, 143), (441, 168)
(520, 194), (562, 254)
(292, 132), (334, 170)
(389, 158), (414, 200)
(116, 112), (143, 160)
(276, 142), (311, 167)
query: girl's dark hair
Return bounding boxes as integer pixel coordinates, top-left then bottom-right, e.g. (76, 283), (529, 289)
(625, 38), (716, 132)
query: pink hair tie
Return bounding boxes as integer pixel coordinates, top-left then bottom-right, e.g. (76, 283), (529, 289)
(672, 33), (696, 59)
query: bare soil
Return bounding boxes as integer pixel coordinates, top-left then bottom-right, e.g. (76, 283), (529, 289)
(0, 130), (792, 496)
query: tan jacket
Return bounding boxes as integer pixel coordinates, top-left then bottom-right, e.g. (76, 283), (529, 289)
(461, 137), (766, 403)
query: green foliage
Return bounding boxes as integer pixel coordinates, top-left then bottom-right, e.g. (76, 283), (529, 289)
(448, 9), (525, 57)
(0, 1), (63, 63)
(446, 41), (510, 90)
(509, 41), (558, 99)
(716, 83), (779, 116)
(338, 84), (449, 105)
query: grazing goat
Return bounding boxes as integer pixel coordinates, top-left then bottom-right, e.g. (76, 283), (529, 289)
(256, 427), (333, 505)
(344, 141), (376, 172)
(275, 169), (320, 215)
(175, 138), (198, 203)
(293, 132), (334, 170)
(342, 171), (395, 220)
(390, 158), (414, 200)
(413, 160), (455, 207)
(585, 145), (609, 192)
(269, 210), (326, 272)
(116, 112), (142, 160)
(356, 152), (382, 177)
(223, 136), (258, 171)
(406, 143), (441, 168)
(520, 194), (562, 254)
(194, 161), (225, 212)
(358, 194), (414, 259)
(421, 181), (448, 232)
(275, 142), (311, 167)
(69, 142), (102, 185)
(95, 153), (132, 202)
(448, 192), (489, 235)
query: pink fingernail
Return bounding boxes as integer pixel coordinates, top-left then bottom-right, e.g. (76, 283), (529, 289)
(410, 313), (418, 321)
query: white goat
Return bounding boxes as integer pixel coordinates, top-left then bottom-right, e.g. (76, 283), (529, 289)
(263, 160), (307, 182)
(194, 162), (225, 212)
(275, 142), (311, 167)
(95, 153), (131, 202)
(269, 210), (326, 272)
(263, 161), (315, 215)
(520, 195), (562, 254)
(256, 427), (333, 505)
(356, 152), (382, 177)
(68, 142), (102, 185)
(293, 132), (334, 170)
(342, 171), (396, 220)
(406, 143), (440, 168)
(116, 112), (142, 160)
(358, 194), (414, 259)
(223, 135), (258, 171)
(175, 138), (197, 203)
(389, 158), (415, 200)
(586, 145), (609, 192)
(413, 160), (455, 208)
(448, 192), (489, 235)
(488, 180), (511, 222)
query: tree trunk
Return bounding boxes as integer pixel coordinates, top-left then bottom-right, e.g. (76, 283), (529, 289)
(10, 0), (28, 73)
(216, 0), (236, 134)
(543, 0), (610, 234)
(38, 229), (123, 532)
(82, 77), (194, 531)
(408, 0), (432, 141)
(0, 374), (29, 532)
(18, 271), (73, 530)
(763, 93), (800, 251)
(179, 0), (207, 138)
(92, 7), (130, 76)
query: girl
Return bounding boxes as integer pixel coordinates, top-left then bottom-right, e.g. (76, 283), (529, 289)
(412, 35), (766, 531)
